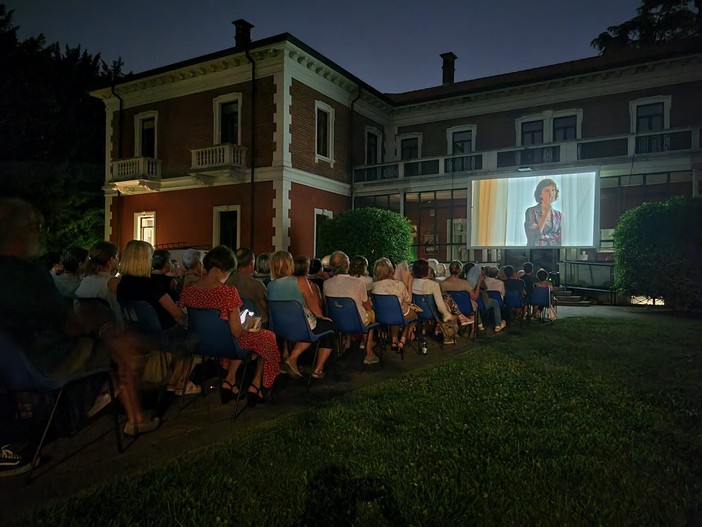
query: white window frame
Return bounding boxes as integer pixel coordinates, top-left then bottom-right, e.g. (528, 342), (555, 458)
(397, 132), (423, 160)
(313, 208), (333, 258)
(134, 110), (158, 158)
(314, 100), (335, 166)
(134, 211), (156, 246)
(515, 109), (583, 146)
(364, 126), (382, 164)
(446, 125), (477, 155)
(212, 205), (241, 249)
(213, 92), (243, 145)
(629, 95), (671, 134)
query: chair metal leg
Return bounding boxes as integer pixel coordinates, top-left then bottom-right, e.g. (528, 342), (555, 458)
(106, 374), (124, 454)
(26, 387), (65, 484)
(178, 354), (197, 413)
(307, 342), (321, 391)
(231, 356), (250, 422)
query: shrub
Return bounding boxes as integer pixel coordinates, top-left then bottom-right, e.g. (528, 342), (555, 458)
(317, 207), (413, 266)
(613, 196), (702, 309)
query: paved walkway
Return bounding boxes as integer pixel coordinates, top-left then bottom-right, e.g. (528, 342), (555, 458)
(0, 304), (668, 524)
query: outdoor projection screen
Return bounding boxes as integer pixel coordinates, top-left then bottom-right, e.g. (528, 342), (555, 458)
(469, 171), (598, 248)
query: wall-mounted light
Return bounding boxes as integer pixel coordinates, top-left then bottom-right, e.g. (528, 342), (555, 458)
(517, 166), (533, 172)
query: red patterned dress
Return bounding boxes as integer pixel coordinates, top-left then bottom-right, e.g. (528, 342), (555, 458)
(180, 283), (280, 388)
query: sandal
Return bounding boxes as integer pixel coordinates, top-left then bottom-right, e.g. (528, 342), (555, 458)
(391, 338), (399, 352)
(247, 385), (264, 407)
(311, 369), (325, 379)
(123, 417), (160, 437)
(220, 380), (240, 405)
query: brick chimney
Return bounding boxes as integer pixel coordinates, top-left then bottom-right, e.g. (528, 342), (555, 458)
(440, 52), (457, 86)
(232, 19), (254, 48)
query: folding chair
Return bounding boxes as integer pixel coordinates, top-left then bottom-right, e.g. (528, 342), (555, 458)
(268, 300), (335, 390)
(446, 290), (477, 341)
(0, 332), (122, 483)
(183, 308), (253, 421)
(325, 296), (380, 364)
(412, 293), (455, 350)
(371, 294), (418, 359)
(531, 287), (554, 325)
(505, 289), (525, 322)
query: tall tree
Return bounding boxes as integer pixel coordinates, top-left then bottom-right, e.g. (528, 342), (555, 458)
(0, 4), (126, 251)
(591, 0), (701, 54)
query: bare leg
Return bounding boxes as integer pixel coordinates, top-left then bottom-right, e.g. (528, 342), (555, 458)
(312, 347), (332, 375)
(286, 342), (311, 369)
(223, 359), (242, 385)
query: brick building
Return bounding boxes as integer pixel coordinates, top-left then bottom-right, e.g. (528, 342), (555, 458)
(91, 22), (701, 284)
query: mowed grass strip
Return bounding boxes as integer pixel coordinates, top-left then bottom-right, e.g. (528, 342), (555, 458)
(24, 316), (702, 527)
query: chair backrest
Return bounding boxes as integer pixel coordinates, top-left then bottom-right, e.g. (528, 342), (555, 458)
(447, 290), (474, 316)
(75, 296), (117, 327)
(268, 300), (320, 344)
(505, 289), (523, 309)
(119, 300), (162, 339)
(325, 296), (371, 334)
(487, 290), (504, 307)
(186, 307), (249, 360)
(372, 294), (408, 327)
(412, 294), (440, 321)
(531, 287), (551, 308)
(0, 332), (64, 391)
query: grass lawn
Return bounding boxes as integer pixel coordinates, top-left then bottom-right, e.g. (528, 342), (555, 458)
(23, 315), (702, 526)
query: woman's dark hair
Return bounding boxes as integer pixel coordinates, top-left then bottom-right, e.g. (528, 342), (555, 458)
(294, 255), (310, 277)
(537, 268), (549, 281)
(448, 260), (463, 276)
(61, 246), (89, 273)
(534, 178), (559, 203)
(349, 255), (369, 277)
(412, 258), (429, 279)
(255, 252), (271, 274)
(310, 258), (322, 274)
(152, 249), (171, 270)
(503, 265), (515, 278)
(203, 245), (237, 273)
(86, 241), (118, 275)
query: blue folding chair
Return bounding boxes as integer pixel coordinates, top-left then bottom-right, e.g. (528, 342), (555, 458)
(184, 307), (253, 420)
(531, 287), (554, 325)
(268, 300), (335, 390)
(0, 332), (122, 483)
(325, 296), (380, 365)
(505, 289), (525, 322)
(487, 291), (505, 309)
(371, 294), (418, 359)
(412, 293), (455, 349)
(447, 290), (477, 341)
(119, 300), (163, 341)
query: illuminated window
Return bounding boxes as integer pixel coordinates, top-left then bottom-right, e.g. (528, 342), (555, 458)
(134, 212), (156, 246)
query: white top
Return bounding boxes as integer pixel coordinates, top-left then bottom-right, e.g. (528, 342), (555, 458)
(411, 278), (451, 321)
(484, 276), (505, 299)
(372, 278), (411, 316)
(74, 272), (123, 324)
(323, 274), (369, 322)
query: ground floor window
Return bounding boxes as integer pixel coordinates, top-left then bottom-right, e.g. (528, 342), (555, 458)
(134, 212), (156, 246)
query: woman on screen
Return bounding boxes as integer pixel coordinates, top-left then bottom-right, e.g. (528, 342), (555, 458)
(524, 178), (562, 246)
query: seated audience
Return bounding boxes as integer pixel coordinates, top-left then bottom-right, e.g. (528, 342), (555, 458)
(411, 258), (459, 344)
(180, 246), (280, 405)
(176, 248), (204, 297)
(0, 198), (158, 437)
(53, 246), (88, 301)
(465, 263), (506, 332)
(440, 260), (476, 326)
(42, 251), (63, 277)
(226, 247), (268, 327)
(267, 251), (335, 379)
(533, 268), (556, 318)
(371, 257), (416, 351)
(151, 249), (178, 301)
(349, 255), (373, 292)
(323, 251), (378, 364)
(117, 241), (186, 331)
(74, 240), (122, 324)
(484, 266), (506, 300)
(394, 261), (413, 294)
(503, 265), (527, 320)
(308, 258), (326, 292)
(522, 261), (537, 316)
(253, 252), (272, 286)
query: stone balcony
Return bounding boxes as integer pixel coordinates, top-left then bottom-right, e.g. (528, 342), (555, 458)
(109, 157), (162, 193)
(189, 144), (248, 184)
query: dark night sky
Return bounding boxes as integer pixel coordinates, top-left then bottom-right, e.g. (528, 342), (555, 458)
(8, 0), (641, 93)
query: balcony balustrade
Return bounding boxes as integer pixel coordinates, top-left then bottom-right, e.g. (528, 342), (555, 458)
(111, 157), (162, 182)
(353, 126), (698, 185)
(191, 144), (247, 172)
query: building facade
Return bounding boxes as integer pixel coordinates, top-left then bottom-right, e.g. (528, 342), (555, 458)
(92, 24), (701, 282)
